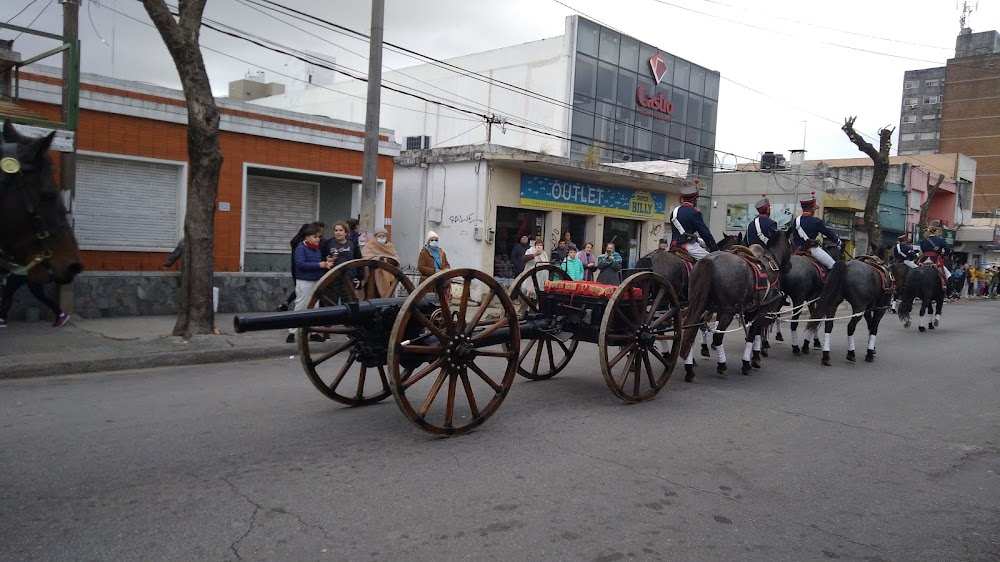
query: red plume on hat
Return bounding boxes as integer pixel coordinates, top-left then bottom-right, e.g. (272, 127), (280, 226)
(800, 191), (817, 209)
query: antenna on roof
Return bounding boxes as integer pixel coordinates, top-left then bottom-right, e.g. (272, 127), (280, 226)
(958, 0), (977, 31)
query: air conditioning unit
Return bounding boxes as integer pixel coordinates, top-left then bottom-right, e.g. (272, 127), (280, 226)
(994, 209), (1000, 217)
(908, 104), (917, 109)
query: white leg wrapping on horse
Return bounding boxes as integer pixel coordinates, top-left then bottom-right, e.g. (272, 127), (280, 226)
(701, 327), (710, 345)
(916, 315), (923, 329)
(868, 334), (877, 350)
(935, 313), (941, 323)
(823, 333), (831, 352)
(848, 335), (856, 351)
(790, 329), (798, 345)
(717, 345), (726, 363)
(742, 341), (753, 361)
(753, 335), (761, 351)
(685, 347), (694, 365)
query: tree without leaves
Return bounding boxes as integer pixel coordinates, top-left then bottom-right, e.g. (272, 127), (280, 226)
(142, 0), (223, 337)
(918, 172), (945, 234)
(841, 117), (893, 250)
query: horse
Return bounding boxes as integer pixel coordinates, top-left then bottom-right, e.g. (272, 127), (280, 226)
(0, 120), (83, 284)
(805, 252), (893, 366)
(678, 229), (792, 380)
(773, 240), (843, 355)
(897, 265), (945, 331)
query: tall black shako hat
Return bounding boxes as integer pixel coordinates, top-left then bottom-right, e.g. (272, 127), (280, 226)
(800, 191), (817, 210)
(680, 178), (701, 202)
(754, 194), (770, 213)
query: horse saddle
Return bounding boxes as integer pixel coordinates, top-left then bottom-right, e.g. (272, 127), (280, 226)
(668, 246), (696, 264)
(857, 255), (894, 291)
(727, 245), (775, 292)
(796, 250), (828, 283)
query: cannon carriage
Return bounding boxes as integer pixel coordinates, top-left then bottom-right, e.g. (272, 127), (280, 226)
(234, 259), (682, 436)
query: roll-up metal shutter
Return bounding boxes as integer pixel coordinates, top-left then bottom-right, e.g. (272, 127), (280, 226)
(245, 176), (318, 252)
(75, 155), (182, 250)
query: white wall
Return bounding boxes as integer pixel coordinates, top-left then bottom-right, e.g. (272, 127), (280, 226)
(250, 34), (573, 155)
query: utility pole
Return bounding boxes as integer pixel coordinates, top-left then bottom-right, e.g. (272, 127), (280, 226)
(60, 0), (80, 313)
(359, 0), (384, 240)
(789, 148), (806, 212)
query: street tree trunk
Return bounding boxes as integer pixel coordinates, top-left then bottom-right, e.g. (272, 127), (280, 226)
(918, 173), (945, 234)
(142, 0), (222, 338)
(841, 117), (893, 251)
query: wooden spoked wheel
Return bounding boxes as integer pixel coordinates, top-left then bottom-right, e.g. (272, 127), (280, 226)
(508, 264), (578, 380)
(598, 271), (681, 403)
(300, 259), (414, 406)
(387, 268), (520, 436)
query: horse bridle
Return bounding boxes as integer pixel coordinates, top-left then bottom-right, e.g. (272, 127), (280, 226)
(0, 141), (66, 276)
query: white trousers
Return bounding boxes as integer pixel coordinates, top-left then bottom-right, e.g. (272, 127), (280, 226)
(809, 246), (835, 269)
(289, 279), (317, 334)
(683, 241), (710, 260)
(903, 260), (917, 269)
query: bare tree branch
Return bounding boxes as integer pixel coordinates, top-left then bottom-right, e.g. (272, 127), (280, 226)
(841, 117), (894, 250)
(918, 173), (945, 233)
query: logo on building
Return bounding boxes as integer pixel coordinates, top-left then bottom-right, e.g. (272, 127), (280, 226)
(649, 53), (668, 85)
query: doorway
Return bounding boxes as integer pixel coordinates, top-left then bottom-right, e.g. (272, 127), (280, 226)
(560, 213), (588, 250)
(603, 217), (641, 269)
(494, 206), (545, 278)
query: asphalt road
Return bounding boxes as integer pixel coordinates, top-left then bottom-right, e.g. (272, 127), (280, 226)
(2, 301), (999, 561)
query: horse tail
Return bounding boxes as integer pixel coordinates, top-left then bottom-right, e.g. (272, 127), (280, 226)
(807, 261), (848, 333)
(897, 267), (919, 323)
(678, 258), (714, 359)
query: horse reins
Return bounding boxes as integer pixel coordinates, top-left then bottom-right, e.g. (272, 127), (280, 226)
(0, 140), (64, 276)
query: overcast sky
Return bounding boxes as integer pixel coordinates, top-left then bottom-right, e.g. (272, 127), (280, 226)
(4, 0), (998, 166)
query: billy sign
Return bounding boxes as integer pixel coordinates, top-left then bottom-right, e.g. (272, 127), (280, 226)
(636, 53), (674, 122)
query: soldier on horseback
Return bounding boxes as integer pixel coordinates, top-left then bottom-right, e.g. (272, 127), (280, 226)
(746, 194), (778, 248)
(669, 182), (718, 260)
(791, 192), (840, 269)
(892, 233), (918, 269)
(919, 221), (952, 288)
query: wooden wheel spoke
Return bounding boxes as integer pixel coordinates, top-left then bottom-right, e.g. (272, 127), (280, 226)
(328, 352), (357, 393)
(639, 282), (651, 314)
(653, 330), (676, 341)
(531, 336), (544, 373)
(401, 344), (446, 356)
(617, 352), (637, 388)
(628, 293), (641, 324)
(310, 338), (356, 367)
(412, 310), (448, 341)
(633, 350), (644, 395)
(613, 306), (637, 330)
(468, 361), (502, 393)
(608, 343), (635, 369)
(417, 369), (449, 418)
(457, 276), (472, 332)
(317, 292), (338, 307)
(356, 365), (368, 399)
(518, 338), (539, 363)
(549, 335), (571, 355)
(545, 340), (557, 372)
(377, 365), (390, 393)
(644, 289), (666, 323)
(445, 370), (458, 428)
(435, 283), (454, 331)
(473, 347), (514, 358)
(605, 332), (632, 342)
(650, 346), (672, 368)
(402, 358), (444, 390)
(460, 368), (480, 418)
(649, 307), (677, 329)
(466, 290), (495, 333)
(643, 351), (657, 390)
(472, 316), (509, 343)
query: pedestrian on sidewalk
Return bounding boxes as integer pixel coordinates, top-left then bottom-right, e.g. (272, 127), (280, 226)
(287, 224), (334, 343)
(0, 274), (70, 328)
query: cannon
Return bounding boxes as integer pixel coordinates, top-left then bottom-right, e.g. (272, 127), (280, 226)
(235, 259), (682, 436)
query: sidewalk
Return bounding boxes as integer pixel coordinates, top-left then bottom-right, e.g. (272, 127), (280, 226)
(1, 313), (294, 380)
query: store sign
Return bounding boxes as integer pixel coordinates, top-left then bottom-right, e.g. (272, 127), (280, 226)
(635, 53), (674, 122)
(823, 209), (855, 239)
(519, 173), (666, 220)
(649, 53), (668, 85)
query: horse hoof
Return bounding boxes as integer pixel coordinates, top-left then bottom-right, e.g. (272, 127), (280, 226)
(684, 365), (696, 382)
(801, 344), (810, 355)
(792, 346), (801, 356)
(846, 350), (856, 362)
(865, 351), (875, 363)
(918, 326), (926, 332)
(701, 344), (710, 357)
(760, 348), (769, 358)
(928, 324), (935, 330)
(716, 362), (727, 374)
(933, 319), (939, 327)
(813, 338), (821, 348)
(741, 360), (752, 375)
(762, 340), (771, 349)
(775, 333), (784, 342)
(904, 321), (911, 329)
(821, 351), (831, 366)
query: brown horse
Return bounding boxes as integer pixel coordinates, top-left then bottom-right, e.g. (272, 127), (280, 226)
(0, 120), (83, 284)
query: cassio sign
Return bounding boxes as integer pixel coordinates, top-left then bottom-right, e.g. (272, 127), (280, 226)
(635, 52), (673, 121)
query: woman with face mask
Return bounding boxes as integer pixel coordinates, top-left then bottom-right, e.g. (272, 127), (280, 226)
(361, 228), (401, 297)
(418, 230), (451, 283)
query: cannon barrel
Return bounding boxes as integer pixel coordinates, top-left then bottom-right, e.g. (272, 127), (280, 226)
(234, 297), (430, 333)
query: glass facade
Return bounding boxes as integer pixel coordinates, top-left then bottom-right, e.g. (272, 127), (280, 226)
(570, 18), (720, 189)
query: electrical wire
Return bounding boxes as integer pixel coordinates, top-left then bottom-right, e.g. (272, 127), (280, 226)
(4, 0), (43, 25)
(11, 0), (52, 41)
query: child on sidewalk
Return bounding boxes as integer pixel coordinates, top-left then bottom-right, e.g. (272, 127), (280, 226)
(561, 246), (585, 281)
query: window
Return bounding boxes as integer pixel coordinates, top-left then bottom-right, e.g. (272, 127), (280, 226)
(925, 79), (939, 87)
(405, 136), (431, 150)
(920, 132), (936, 140)
(923, 95), (939, 104)
(902, 115), (916, 124)
(900, 133), (916, 141)
(75, 154), (184, 250)
(922, 114), (936, 120)
(903, 97), (918, 107)
(904, 80), (919, 89)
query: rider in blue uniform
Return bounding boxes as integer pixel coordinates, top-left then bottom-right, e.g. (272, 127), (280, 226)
(669, 181), (718, 260)
(919, 221), (952, 283)
(746, 194), (778, 248)
(791, 192), (840, 268)
(891, 233), (918, 269)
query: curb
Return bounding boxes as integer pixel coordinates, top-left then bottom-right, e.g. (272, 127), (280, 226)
(1, 346), (293, 380)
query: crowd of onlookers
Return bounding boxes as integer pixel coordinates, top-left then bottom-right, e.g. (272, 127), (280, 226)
(509, 231), (625, 284)
(948, 263), (999, 300)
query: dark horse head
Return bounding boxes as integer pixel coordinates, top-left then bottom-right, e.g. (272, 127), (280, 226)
(0, 120), (83, 284)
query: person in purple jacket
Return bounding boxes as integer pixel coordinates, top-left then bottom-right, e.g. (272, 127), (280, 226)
(287, 223), (334, 343)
